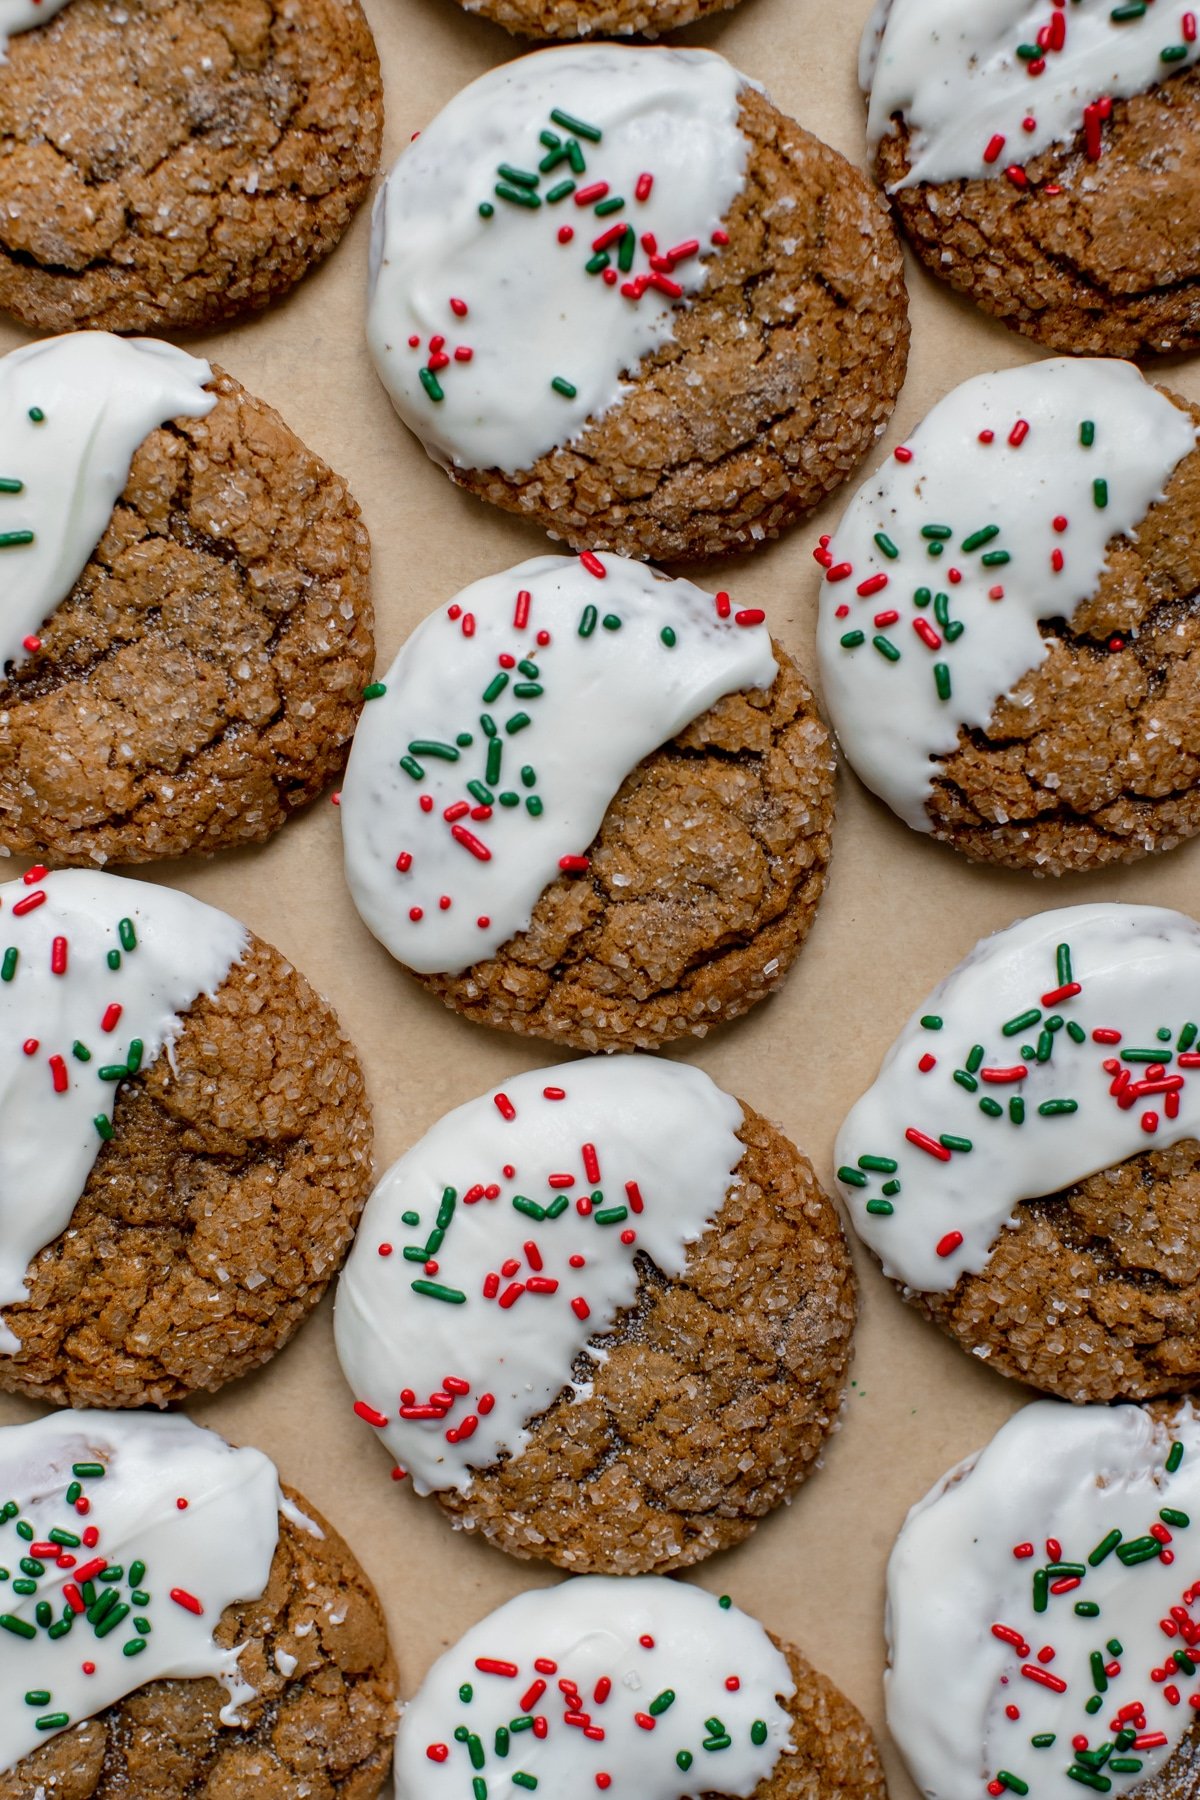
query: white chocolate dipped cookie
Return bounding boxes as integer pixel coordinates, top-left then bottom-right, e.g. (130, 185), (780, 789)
(368, 44), (908, 562)
(816, 358), (1200, 873)
(0, 332), (374, 866)
(888, 1399), (1200, 1800)
(0, 868), (373, 1409)
(335, 1058), (856, 1574)
(340, 553), (835, 1052)
(835, 902), (1200, 1403)
(0, 1409), (396, 1796)
(393, 1577), (886, 1800)
(863, 0), (1200, 354)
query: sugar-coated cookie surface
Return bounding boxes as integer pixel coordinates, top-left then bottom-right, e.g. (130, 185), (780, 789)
(864, 0), (1200, 189)
(836, 904), (1200, 1292)
(393, 1577), (795, 1797)
(340, 554), (776, 978)
(453, 0), (746, 40)
(816, 359), (1197, 861)
(0, 1410), (281, 1773)
(336, 1057), (744, 1494)
(889, 1399), (1200, 1800)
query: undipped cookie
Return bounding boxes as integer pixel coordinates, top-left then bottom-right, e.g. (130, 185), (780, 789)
(0, 333), (374, 866)
(0, 866), (373, 1409)
(0, 1408), (396, 1798)
(0, 0), (383, 334)
(393, 1577), (885, 1799)
(368, 44), (908, 562)
(863, 0), (1200, 356)
(835, 902), (1200, 1404)
(451, 0), (748, 41)
(339, 554), (835, 1052)
(335, 1057), (856, 1573)
(889, 1397), (1200, 1800)
(816, 358), (1200, 874)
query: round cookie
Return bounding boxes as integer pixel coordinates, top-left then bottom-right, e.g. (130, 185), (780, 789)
(340, 554), (835, 1052)
(393, 1576), (885, 1799)
(0, 333), (374, 866)
(864, 0), (1200, 357)
(0, 866), (373, 1409)
(0, 0), (383, 335)
(368, 44), (908, 563)
(0, 1409), (396, 1797)
(888, 1398), (1200, 1800)
(335, 1058), (856, 1574)
(454, 0), (748, 41)
(834, 902), (1200, 1404)
(816, 357), (1200, 875)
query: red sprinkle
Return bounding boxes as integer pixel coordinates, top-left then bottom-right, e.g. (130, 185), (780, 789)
(580, 551), (606, 579)
(49, 1055), (68, 1094)
(735, 607), (765, 626)
(574, 182), (609, 206)
(571, 1297), (590, 1320)
(635, 172), (654, 201)
(1041, 982), (1081, 1005)
(857, 573), (889, 598)
(559, 855), (590, 873)
(714, 591), (732, 619)
(936, 1230), (964, 1258)
(893, 445), (914, 463)
(905, 1127), (952, 1162)
(918, 1052), (937, 1073)
(1021, 1664), (1067, 1693)
(825, 563), (853, 584)
(427, 1744), (449, 1763)
(494, 1093), (516, 1121)
(1009, 419), (1031, 447)
(12, 890), (46, 916)
(476, 1659), (519, 1678)
(170, 1588), (203, 1616)
(983, 133), (1006, 164)
(50, 936), (67, 975)
(353, 1401), (388, 1428)
(626, 1181), (645, 1213)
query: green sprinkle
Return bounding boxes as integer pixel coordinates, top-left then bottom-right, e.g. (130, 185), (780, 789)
(48, 1529), (79, 1549)
(1115, 1536), (1161, 1565)
(117, 918), (136, 952)
(401, 1211), (420, 1229)
(478, 202), (494, 218)
(495, 183), (541, 209)
(865, 1200), (895, 1215)
(486, 740), (502, 785)
(1080, 420), (1096, 447)
(661, 626), (677, 648)
(123, 1638), (147, 1657)
(618, 227), (635, 272)
(126, 1039), (142, 1073)
(71, 1041), (91, 1062)
(594, 196), (625, 216)
(15, 1523), (31, 1542)
(1032, 1569), (1049, 1613)
(362, 682), (386, 700)
(585, 251), (610, 274)
(1031, 1734), (1057, 1747)
(545, 1195), (569, 1219)
(997, 1776), (1029, 1797)
(966, 1043), (985, 1073)
(468, 1733), (485, 1770)
(545, 179), (576, 202)
(914, 586), (932, 607)
(1003, 1008), (1041, 1037)
(0, 1615), (34, 1639)
(1093, 478), (1109, 509)
(883, 1178), (902, 1195)
(20, 1559), (43, 1578)
(521, 765), (537, 787)
(566, 139), (586, 173)
(1175, 1648), (1197, 1673)
(0, 531), (34, 549)
(1179, 1024), (1198, 1052)
(1088, 1529), (1122, 1566)
(934, 663), (952, 701)
(27, 408), (44, 424)
(419, 368), (445, 403)
(859, 1155), (898, 1172)
(98, 1064), (129, 1083)
(921, 525), (952, 540)
(494, 1725), (509, 1756)
(94, 1115), (113, 1142)
(1121, 1047), (1170, 1063)
(512, 1776), (538, 1792)
(35, 1713), (69, 1731)
(677, 1751), (694, 1771)
(1161, 1507), (1190, 1526)
(0, 948), (15, 982)
(874, 532), (900, 559)
(921, 1015), (943, 1030)
(954, 1072), (979, 1097)
(107, 950), (120, 971)
(840, 630), (866, 649)
(962, 525), (1000, 553)
(0, 479), (22, 494)
(873, 634), (901, 662)
(510, 1716), (534, 1732)
(1083, 1699), (1105, 1720)
(934, 591), (950, 628)
(482, 673), (509, 704)
(551, 377), (577, 398)
(1110, 0), (1147, 17)
(24, 1691), (50, 1706)
(1168, 1441), (1185, 1472)
(526, 796), (543, 817)
(1038, 1099), (1078, 1116)
(550, 107), (602, 141)
(704, 1736), (733, 1752)
(409, 739), (459, 761)
(649, 1690), (676, 1716)
(467, 781), (494, 807)
(402, 1246), (429, 1263)
(593, 1205), (628, 1224)
(602, 614), (622, 630)
(579, 604), (598, 638)
(512, 1196), (548, 1221)
(1067, 1020), (1087, 1043)
(981, 550), (1011, 566)
(506, 712), (531, 735)
(1108, 1761), (1143, 1774)
(11, 1580), (35, 1595)
(979, 1096), (1003, 1117)
(1090, 1651), (1108, 1692)
(838, 1167), (869, 1188)
(65, 1484), (81, 1506)
(410, 1280), (467, 1304)
(940, 1134), (973, 1152)
(1074, 1602), (1101, 1617)
(498, 162), (539, 187)
(1162, 41), (1188, 58)
(751, 1721), (768, 1746)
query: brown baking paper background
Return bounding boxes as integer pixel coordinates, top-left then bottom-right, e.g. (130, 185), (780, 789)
(4, 0), (1200, 1792)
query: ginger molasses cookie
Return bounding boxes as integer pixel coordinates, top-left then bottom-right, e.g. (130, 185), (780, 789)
(340, 554), (835, 1052)
(889, 1398), (1200, 1800)
(394, 1577), (885, 1799)
(0, 866), (373, 1409)
(0, 333), (374, 866)
(335, 1058), (856, 1574)
(454, 0), (747, 43)
(816, 358), (1200, 875)
(0, 0), (383, 335)
(864, 0), (1200, 356)
(368, 44), (908, 563)
(0, 1409), (396, 1797)
(835, 902), (1200, 1405)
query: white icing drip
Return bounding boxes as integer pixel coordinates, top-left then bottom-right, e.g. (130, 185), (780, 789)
(817, 360), (1195, 832)
(0, 0), (71, 53)
(836, 903), (1200, 1293)
(888, 1401), (1200, 1800)
(334, 1057), (744, 1494)
(866, 0), (1200, 190)
(0, 334), (215, 671)
(339, 553), (776, 975)
(393, 1577), (795, 1797)
(366, 45), (747, 475)
(0, 870), (246, 1350)
(0, 1410), (281, 1775)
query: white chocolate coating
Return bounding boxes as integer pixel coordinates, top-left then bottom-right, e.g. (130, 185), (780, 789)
(835, 903), (1200, 1293)
(0, 334), (215, 672)
(865, 0), (1200, 191)
(0, 1409), (282, 1775)
(888, 1400), (1200, 1800)
(0, 0), (72, 52)
(816, 360), (1195, 833)
(0, 869), (246, 1351)
(393, 1576), (795, 1798)
(334, 1057), (744, 1493)
(367, 45), (747, 475)
(339, 553), (776, 976)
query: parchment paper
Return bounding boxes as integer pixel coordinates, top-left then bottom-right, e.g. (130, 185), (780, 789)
(4, 2), (1199, 1792)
